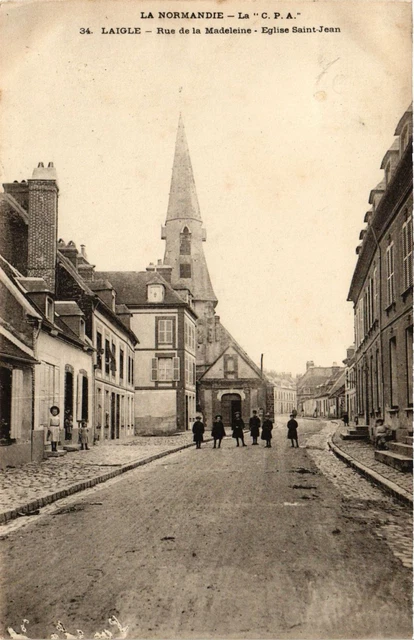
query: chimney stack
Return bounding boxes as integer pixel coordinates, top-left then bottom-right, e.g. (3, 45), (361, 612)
(155, 261), (173, 283)
(27, 162), (59, 293)
(306, 360), (314, 370)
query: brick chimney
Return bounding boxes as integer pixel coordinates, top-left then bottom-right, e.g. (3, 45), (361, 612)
(28, 162), (58, 293)
(155, 259), (173, 283)
(306, 360), (314, 370)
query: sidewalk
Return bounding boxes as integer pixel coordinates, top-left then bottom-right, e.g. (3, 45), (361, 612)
(329, 423), (413, 506)
(0, 432), (195, 524)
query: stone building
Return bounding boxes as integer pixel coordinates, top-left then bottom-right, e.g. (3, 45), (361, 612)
(160, 116), (272, 428)
(94, 264), (197, 434)
(347, 105), (412, 444)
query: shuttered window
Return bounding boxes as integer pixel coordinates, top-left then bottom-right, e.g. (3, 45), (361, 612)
(402, 216), (413, 291)
(386, 243), (395, 307)
(151, 357), (180, 382)
(158, 319), (173, 345)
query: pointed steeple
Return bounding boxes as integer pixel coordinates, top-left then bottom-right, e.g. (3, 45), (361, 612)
(162, 116), (217, 308)
(166, 114), (202, 222)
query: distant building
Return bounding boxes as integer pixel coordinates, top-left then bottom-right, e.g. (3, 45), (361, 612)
(297, 361), (343, 417)
(266, 372), (297, 415)
(347, 105), (413, 441)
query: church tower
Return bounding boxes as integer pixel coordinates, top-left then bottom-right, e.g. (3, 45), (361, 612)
(162, 115), (217, 321)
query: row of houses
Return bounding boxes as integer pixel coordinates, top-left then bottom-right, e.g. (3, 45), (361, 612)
(0, 117), (273, 469)
(347, 105), (413, 443)
(296, 360), (346, 419)
(296, 105), (412, 456)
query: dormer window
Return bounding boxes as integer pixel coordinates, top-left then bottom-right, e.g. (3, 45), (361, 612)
(147, 284), (165, 302)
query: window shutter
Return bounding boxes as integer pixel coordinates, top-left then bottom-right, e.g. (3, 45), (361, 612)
(77, 373), (83, 421)
(10, 369), (23, 439)
(151, 358), (158, 382)
(173, 357), (180, 381)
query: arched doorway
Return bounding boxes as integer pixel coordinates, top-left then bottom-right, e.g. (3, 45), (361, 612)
(221, 393), (242, 428)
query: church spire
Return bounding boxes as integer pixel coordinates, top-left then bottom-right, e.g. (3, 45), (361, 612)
(166, 114), (202, 223)
(162, 116), (217, 308)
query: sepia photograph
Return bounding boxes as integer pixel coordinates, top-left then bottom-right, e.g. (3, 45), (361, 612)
(0, 1), (412, 638)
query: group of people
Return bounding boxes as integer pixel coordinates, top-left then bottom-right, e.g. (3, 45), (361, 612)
(48, 406), (90, 451)
(192, 411), (299, 449)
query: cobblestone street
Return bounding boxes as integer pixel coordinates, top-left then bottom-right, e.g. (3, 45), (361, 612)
(303, 420), (413, 570)
(0, 433), (193, 514)
(0, 418), (411, 640)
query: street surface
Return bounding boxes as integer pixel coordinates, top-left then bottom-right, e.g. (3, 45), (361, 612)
(0, 419), (412, 639)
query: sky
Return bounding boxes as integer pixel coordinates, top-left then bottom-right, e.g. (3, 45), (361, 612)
(0, 0), (411, 375)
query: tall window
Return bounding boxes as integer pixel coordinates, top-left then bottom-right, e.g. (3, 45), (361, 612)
(119, 348), (124, 380)
(158, 319), (173, 344)
(180, 227), (191, 255)
(96, 331), (103, 370)
(389, 337), (398, 408)
(402, 215), (413, 291)
(373, 267), (378, 321)
(406, 326), (413, 407)
(105, 339), (111, 375)
(386, 242), (395, 307)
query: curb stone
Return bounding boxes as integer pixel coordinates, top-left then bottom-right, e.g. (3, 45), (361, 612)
(0, 439), (201, 526)
(328, 438), (413, 507)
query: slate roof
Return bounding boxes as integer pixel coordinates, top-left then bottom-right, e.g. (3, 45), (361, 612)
(94, 270), (196, 313)
(166, 115), (202, 223)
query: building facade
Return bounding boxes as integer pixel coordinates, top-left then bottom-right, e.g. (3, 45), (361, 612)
(348, 105), (413, 441)
(297, 361), (343, 417)
(267, 372), (297, 415)
(94, 266), (197, 434)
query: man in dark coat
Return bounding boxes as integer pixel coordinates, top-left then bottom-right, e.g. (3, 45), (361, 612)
(232, 412), (247, 447)
(287, 414), (299, 448)
(211, 415), (226, 448)
(192, 415), (205, 449)
(261, 413), (273, 447)
(249, 410), (261, 445)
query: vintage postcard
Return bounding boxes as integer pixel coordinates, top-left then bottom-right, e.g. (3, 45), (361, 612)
(0, 1), (412, 639)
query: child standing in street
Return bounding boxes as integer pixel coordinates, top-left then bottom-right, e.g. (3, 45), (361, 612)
(48, 406), (61, 452)
(79, 421), (90, 450)
(192, 415), (205, 449)
(287, 414), (299, 448)
(261, 413), (273, 448)
(211, 414), (226, 448)
(249, 410), (261, 445)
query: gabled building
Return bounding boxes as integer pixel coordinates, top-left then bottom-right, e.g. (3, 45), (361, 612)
(297, 361), (342, 417)
(0, 164), (95, 466)
(160, 116), (273, 427)
(94, 264), (197, 434)
(56, 242), (139, 442)
(348, 105), (413, 442)
(266, 371), (297, 415)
